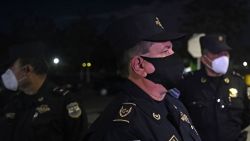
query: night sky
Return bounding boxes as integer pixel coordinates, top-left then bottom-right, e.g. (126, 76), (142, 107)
(1, 0), (250, 73)
(0, 0), (182, 33)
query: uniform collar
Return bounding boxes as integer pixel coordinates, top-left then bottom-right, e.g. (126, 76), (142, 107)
(122, 79), (168, 122)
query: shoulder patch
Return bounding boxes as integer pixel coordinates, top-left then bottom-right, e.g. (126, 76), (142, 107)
(66, 102), (82, 118)
(232, 71), (244, 79)
(52, 86), (70, 96)
(113, 102), (136, 123)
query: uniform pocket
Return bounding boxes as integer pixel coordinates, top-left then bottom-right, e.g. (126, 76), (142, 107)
(32, 113), (63, 141)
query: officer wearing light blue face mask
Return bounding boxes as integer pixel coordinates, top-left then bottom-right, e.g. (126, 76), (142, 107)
(179, 34), (250, 141)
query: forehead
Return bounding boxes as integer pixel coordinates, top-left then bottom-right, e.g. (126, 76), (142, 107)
(205, 50), (229, 56)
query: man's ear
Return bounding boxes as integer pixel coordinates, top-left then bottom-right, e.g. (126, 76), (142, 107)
(23, 65), (34, 73)
(130, 56), (147, 77)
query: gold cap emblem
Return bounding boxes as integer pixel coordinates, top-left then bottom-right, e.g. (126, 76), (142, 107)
(155, 17), (164, 29)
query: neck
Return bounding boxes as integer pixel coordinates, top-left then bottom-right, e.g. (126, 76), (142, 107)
(22, 75), (47, 95)
(128, 76), (167, 101)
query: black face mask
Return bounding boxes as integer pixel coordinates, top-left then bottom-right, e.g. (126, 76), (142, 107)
(141, 54), (184, 90)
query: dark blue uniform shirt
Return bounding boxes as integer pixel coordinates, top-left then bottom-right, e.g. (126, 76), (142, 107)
(179, 69), (250, 141)
(84, 80), (201, 141)
(0, 79), (88, 141)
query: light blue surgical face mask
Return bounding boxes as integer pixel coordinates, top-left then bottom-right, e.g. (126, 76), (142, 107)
(205, 55), (229, 75)
(1, 69), (18, 91)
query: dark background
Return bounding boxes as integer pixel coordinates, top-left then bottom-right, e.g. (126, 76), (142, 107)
(0, 0), (250, 88)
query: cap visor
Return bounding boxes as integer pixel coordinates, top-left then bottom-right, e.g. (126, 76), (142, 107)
(209, 43), (232, 53)
(144, 32), (185, 42)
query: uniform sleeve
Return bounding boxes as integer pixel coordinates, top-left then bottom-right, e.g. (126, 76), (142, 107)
(83, 100), (140, 141)
(85, 122), (139, 141)
(63, 94), (88, 141)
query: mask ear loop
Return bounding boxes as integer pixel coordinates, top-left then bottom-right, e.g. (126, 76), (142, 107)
(138, 57), (149, 77)
(203, 55), (213, 70)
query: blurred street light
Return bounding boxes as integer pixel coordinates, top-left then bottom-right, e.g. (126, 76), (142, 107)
(243, 61), (248, 67)
(53, 57), (60, 65)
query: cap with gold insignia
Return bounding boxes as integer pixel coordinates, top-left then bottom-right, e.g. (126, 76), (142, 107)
(103, 12), (185, 54)
(200, 34), (232, 53)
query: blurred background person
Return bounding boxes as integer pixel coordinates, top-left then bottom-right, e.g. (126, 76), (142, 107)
(179, 34), (250, 141)
(0, 41), (88, 141)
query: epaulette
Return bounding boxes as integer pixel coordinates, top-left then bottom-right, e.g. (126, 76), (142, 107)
(113, 102), (136, 124)
(52, 86), (70, 96)
(232, 71), (244, 79)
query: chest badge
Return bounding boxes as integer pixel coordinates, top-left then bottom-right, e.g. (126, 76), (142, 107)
(169, 135), (178, 141)
(247, 87), (250, 100)
(37, 97), (44, 102)
(36, 104), (51, 114)
(229, 88), (238, 98)
(67, 102), (82, 118)
(200, 77), (207, 83)
(224, 77), (230, 84)
(180, 112), (190, 123)
(152, 113), (161, 120)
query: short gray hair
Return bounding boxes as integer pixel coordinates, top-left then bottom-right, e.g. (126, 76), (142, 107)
(119, 41), (153, 77)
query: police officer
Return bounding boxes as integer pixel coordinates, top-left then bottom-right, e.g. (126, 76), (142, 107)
(0, 41), (88, 141)
(83, 13), (201, 141)
(179, 34), (250, 141)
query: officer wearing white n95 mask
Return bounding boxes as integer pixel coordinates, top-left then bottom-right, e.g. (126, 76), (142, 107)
(179, 34), (250, 141)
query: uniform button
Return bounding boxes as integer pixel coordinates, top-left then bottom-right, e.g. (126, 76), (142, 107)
(217, 99), (221, 103)
(221, 105), (225, 109)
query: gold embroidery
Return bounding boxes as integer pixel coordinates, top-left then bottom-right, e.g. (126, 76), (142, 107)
(119, 106), (132, 117)
(155, 17), (164, 29)
(152, 113), (161, 120)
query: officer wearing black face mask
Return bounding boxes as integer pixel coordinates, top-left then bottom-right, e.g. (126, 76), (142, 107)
(179, 34), (250, 141)
(83, 12), (201, 141)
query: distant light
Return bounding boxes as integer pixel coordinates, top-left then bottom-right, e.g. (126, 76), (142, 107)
(243, 61), (248, 67)
(53, 57), (60, 64)
(87, 62), (92, 67)
(82, 63), (87, 68)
